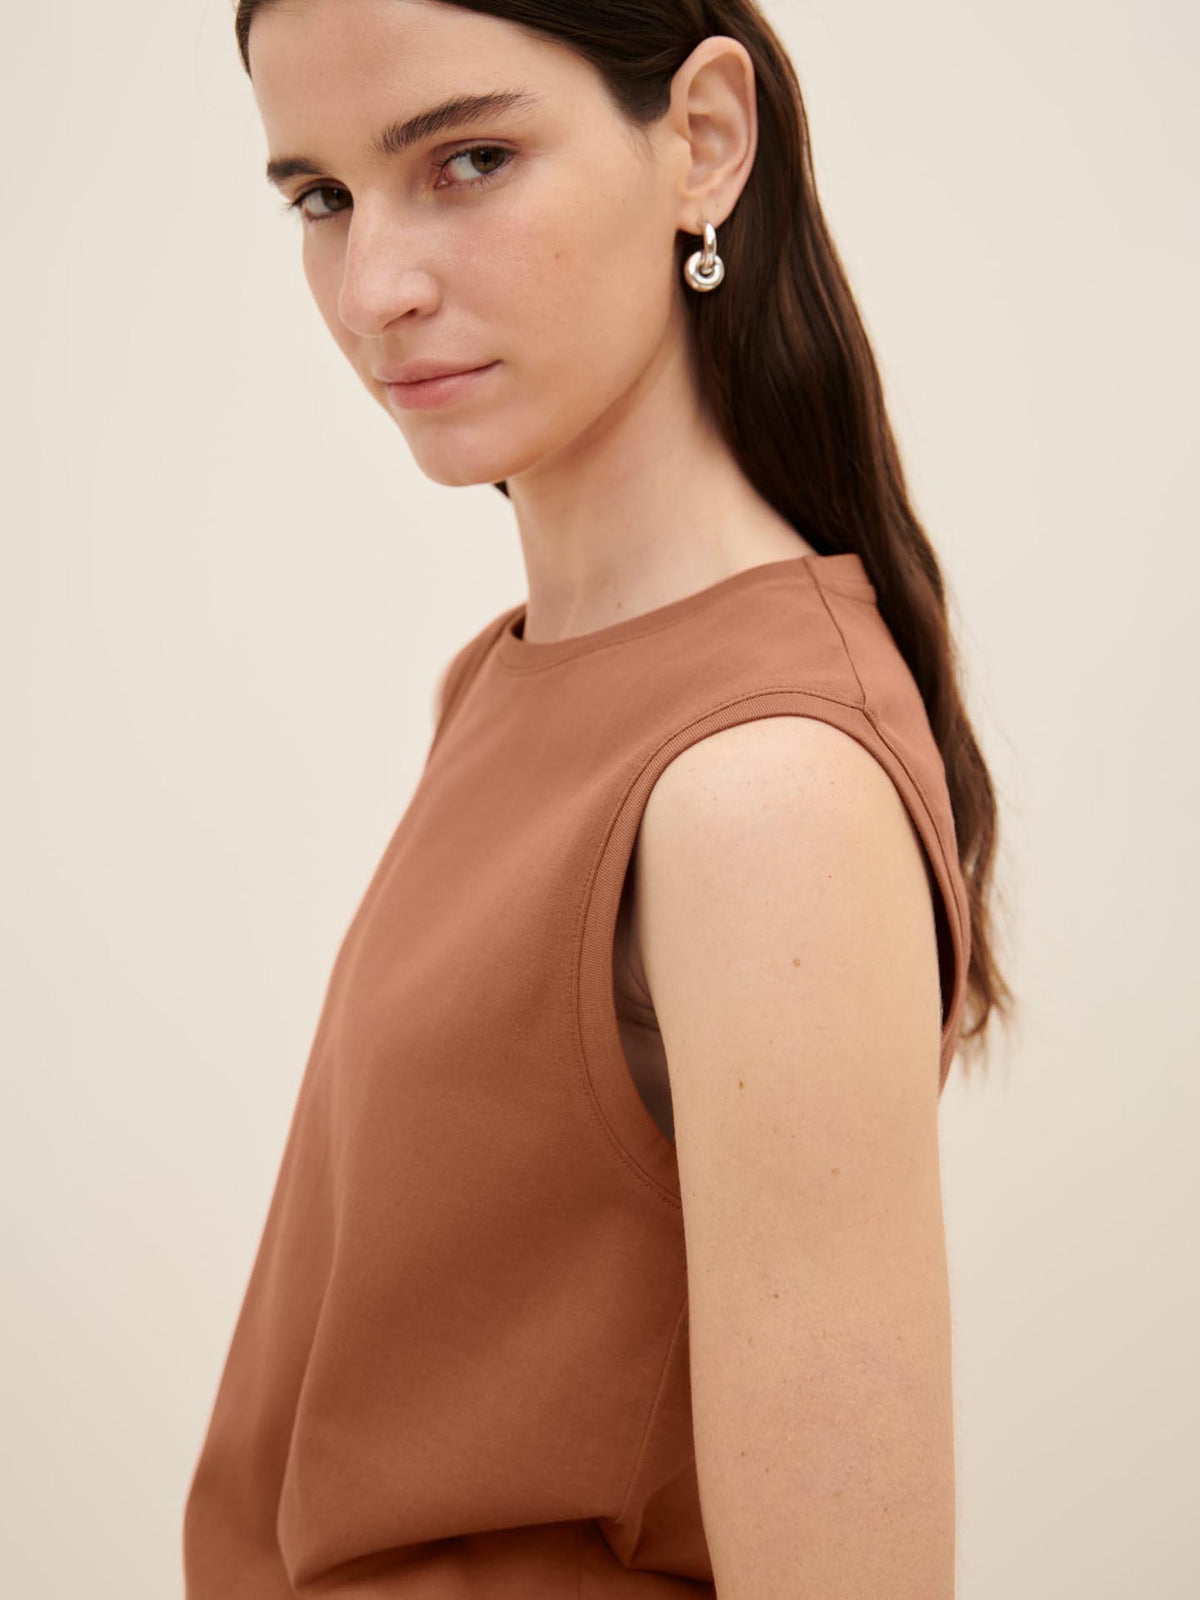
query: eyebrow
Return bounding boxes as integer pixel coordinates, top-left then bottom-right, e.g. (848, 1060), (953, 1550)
(264, 89), (538, 189)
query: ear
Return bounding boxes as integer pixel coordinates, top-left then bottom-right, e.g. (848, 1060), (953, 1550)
(666, 34), (759, 233)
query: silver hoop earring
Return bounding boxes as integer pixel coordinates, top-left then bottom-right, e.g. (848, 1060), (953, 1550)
(684, 220), (725, 292)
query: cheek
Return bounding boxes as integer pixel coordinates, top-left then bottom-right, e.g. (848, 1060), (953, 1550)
(475, 195), (675, 394)
(303, 247), (356, 357)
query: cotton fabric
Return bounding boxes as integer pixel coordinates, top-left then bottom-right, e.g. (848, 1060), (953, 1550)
(183, 550), (970, 1597)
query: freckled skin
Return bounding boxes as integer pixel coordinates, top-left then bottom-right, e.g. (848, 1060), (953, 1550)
(248, 0), (819, 648)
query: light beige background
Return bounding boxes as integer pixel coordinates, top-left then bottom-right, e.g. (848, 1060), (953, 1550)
(3, 1), (1196, 1595)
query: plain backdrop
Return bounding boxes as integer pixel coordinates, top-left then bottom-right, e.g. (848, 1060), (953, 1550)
(2, 1), (1196, 1595)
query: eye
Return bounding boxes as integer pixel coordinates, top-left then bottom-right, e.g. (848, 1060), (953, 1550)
(280, 143), (514, 226)
(281, 184), (350, 225)
(433, 143), (514, 191)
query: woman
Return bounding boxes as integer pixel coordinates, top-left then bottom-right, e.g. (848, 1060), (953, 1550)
(184, 2), (1013, 1596)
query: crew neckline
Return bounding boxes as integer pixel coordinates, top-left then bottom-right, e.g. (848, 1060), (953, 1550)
(494, 550), (875, 672)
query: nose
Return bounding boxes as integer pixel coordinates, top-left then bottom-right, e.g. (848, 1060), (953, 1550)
(335, 206), (443, 336)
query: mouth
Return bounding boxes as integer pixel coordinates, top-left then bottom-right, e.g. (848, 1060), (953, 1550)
(383, 361), (500, 411)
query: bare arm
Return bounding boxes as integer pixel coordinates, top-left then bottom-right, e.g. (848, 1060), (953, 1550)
(634, 714), (955, 1600)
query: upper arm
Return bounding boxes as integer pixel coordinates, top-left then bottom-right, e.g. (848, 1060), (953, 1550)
(635, 714), (955, 1599)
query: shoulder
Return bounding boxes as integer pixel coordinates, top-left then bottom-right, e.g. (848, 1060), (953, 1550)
(634, 711), (944, 1129)
(640, 712), (918, 857)
(637, 713), (937, 970)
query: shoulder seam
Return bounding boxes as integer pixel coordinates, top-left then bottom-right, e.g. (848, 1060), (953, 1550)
(807, 564), (871, 712)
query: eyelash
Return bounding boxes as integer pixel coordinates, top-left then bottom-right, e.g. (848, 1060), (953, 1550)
(280, 142), (514, 225)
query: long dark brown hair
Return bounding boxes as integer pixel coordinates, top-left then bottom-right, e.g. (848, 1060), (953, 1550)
(234, 0), (1016, 1072)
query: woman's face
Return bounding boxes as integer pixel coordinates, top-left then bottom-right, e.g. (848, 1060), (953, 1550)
(250, 0), (694, 488)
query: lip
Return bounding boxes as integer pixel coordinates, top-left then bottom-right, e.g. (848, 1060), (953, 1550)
(382, 361), (499, 410)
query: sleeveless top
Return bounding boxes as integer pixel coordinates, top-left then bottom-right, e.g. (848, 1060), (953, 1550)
(182, 550), (971, 1598)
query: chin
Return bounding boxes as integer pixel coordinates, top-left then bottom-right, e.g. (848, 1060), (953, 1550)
(404, 425), (548, 491)
(415, 460), (499, 490)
